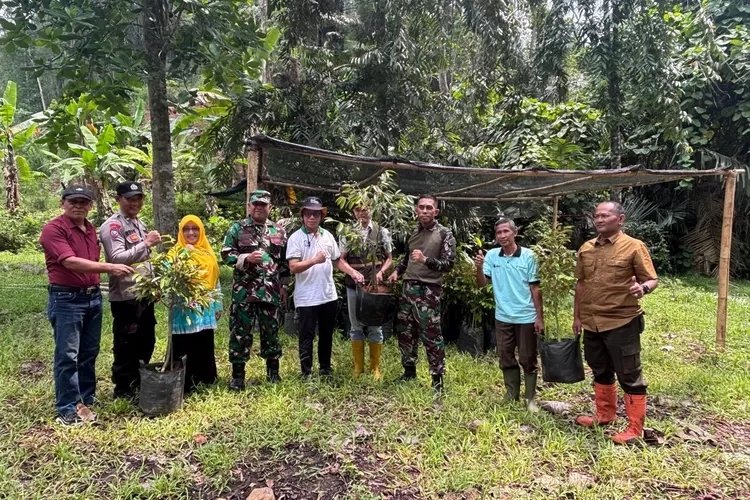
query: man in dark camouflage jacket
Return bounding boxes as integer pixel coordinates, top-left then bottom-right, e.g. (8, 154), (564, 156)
(387, 194), (456, 393)
(221, 190), (288, 389)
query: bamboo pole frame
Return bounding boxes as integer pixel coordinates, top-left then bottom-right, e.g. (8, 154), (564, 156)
(250, 137), (747, 351)
(435, 174), (512, 196)
(716, 171), (737, 351)
(552, 196), (559, 229)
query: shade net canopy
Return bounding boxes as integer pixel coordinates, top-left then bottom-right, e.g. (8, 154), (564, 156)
(251, 135), (733, 201)
(207, 135), (735, 207)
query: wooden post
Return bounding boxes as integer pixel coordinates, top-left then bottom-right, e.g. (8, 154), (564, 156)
(246, 145), (259, 216)
(552, 196), (559, 230)
(716, 171), (737, 351)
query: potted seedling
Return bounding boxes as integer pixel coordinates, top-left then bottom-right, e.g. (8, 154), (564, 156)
(333, 170), (414, 326)
(132, 238), (215, 415)
(445, 238), (495, 356)
(530, 222), (584, 383)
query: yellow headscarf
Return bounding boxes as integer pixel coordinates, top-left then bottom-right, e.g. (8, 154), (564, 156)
(171, 215), (220, 289)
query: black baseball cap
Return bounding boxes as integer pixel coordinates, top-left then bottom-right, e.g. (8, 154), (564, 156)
(116, 181), (144, 198)
(61, 185), (94, 201)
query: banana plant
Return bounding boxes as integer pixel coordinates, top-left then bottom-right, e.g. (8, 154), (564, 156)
(0, 81), (38, 211)
(43, 123), (151, 216)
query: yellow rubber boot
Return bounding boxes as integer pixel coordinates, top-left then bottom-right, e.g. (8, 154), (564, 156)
(369, 342), (383, 381)
(352, 340), (365, 377)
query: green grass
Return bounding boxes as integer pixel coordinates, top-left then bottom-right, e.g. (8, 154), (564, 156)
(1, 251), (750, 499)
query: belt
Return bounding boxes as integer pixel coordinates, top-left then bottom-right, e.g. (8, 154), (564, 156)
(403, 279), (441, 289)
(49, 284), (100, 294)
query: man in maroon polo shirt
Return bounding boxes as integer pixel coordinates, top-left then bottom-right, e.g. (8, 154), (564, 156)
(39, 185), (133, 426)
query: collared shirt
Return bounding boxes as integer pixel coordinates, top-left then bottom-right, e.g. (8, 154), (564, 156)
(483, 245), (540, 324)
(221, 218), (288, 307)
(395, 220), (456, 286)
(39, 215), (100, 287)
(100, 210), (152, 302)
(575, 231), (658, 332)
(286, 226), (341, 307)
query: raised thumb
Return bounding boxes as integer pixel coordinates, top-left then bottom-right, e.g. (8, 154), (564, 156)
(631, 276), (637, 284)
(479, 249), (484, 256)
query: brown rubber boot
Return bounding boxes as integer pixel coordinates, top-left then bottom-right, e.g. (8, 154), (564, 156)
(612, 394), (647, 444)
(576, 382), (618, 427)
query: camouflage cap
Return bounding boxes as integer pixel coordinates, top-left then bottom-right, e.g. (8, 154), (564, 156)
(249, 189), (272, 204)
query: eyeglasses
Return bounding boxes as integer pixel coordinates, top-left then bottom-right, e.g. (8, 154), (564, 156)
(182, 227), (200, 233)
(303, 212), (321, 218)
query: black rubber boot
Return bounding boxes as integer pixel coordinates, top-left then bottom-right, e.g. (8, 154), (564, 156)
(524, 371), (539, 412)
(398, 366), (417, 382)
(431, 374), (444, 394)
(502, 367), (521, 403)
(229, 363), (246, 392)
(266, 359), (281, 383)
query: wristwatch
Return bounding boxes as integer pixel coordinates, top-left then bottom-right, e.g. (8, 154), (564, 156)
(641, 284), (651, 295)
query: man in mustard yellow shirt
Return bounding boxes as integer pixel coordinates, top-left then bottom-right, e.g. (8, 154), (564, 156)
(573, 201), (658, 444)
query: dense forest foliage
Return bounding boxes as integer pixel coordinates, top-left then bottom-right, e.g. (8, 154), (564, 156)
(0, 0), (748, 276)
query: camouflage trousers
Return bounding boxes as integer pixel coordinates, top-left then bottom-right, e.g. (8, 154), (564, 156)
(229, 301), (282, 363)
(396, 281), (446, 375)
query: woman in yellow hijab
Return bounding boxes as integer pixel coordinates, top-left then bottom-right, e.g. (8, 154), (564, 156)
(171, 215), (222, 392)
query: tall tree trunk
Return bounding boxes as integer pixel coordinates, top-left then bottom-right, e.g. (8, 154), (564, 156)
(86, 176), (112, 219)
(144, 0), (176, 236)
(605, 0), (622, 170)
(3, 145), (20, 212)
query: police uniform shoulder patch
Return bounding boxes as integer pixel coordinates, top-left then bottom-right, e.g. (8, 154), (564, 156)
(109, 222), (122, 240)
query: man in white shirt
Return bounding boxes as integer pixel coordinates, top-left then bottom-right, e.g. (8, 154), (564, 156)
(287, 197), (364, 378)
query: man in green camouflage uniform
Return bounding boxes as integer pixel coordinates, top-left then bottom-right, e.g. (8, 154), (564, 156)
(387, 194), (456, 393)
(221, 190), (288, 389)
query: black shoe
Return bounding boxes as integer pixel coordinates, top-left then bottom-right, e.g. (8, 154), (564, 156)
(229, 363), (246, 392)
(55, 412), (85, 427)
(266, 359), (281, 383)
(319, 367), (334, 377)
(398, 367), (417, 381)
(432, 374), (444, 394)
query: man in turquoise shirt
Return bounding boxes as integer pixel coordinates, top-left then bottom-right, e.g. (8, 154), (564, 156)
(475, 218), (544, 411)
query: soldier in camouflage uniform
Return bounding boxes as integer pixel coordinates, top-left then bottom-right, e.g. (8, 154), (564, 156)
(221, 190), (288, 389)
(387, 194), (456, 393)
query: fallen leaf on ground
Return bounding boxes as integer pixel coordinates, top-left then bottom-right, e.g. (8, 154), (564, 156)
(643, 427), (666, 446)
(466, 420), (487, 433)
(539, 400), (571, 415)
(568, 471), (595, 487)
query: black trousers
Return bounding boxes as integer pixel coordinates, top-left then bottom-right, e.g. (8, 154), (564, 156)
(495, 321), (538, 374)
(172, 329), (217, 392)
(297, 300), (338, 375)
(583, 315), (647, 395)
(111, 300), (156, 396)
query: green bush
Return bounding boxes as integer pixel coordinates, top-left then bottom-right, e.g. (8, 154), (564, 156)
(623, 220), (672, 274)
(0, 209), (56, 253)
(204, 214), (233, 251)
